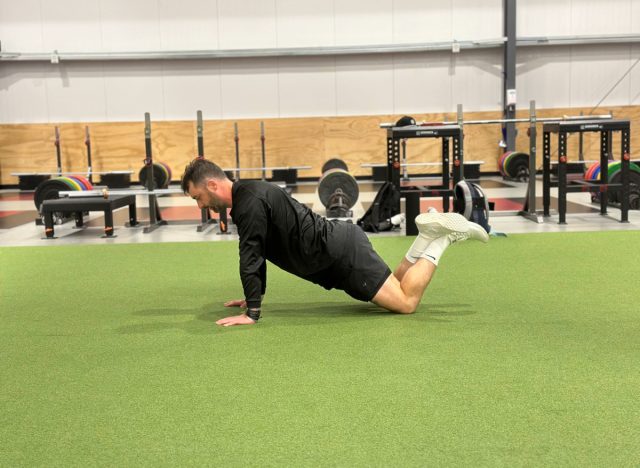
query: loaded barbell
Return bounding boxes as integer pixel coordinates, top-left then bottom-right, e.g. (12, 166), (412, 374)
(317, 159), (360, 218)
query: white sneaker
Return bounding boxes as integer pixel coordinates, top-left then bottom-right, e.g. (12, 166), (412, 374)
(447, 221), (490, 244)
(415, 212), (470, 241)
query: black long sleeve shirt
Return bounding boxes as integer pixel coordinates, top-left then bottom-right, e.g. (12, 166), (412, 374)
(230, 180), (352, 309)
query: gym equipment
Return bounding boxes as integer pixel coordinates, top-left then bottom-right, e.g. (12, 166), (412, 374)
(317, 159), (359, 218)
(321, 158), (349, 173)
(362, 160), (485, 181)
(542, 119), (632, 224)
(41, 194), (138, 238)
(260, 121), (267, 181)
(584, 161), (640, 209)
(195, 110), (227, 234)
(138, 162), (171, 190)
(379, 109), (613, 129)
(380, 100), (612, 225)
(233, 122), (240, 180)
(33, 176), (94, 214)
(385, 123), (463, 235)
(33, 175), (95, 226)
(498, 151), (530, 181)
(58, 112), (172, 235)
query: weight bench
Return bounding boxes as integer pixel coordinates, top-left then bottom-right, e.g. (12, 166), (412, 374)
(41, 194), (138, 238)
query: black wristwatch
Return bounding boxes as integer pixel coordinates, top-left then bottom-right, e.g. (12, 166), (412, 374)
(246, 308), (261, 322)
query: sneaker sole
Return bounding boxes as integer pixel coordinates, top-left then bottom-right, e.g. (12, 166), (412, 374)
(415, 212), (470, 235)
(469, 222), (490, 243)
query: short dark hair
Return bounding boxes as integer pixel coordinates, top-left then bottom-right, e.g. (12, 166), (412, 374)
(181, 158), (228, 194)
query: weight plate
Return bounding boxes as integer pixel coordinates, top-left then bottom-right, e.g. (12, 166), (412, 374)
(159, 162), (172, 184)
(505, 152), (529, 180)
(57, 176), (82, 191)
(584, 163), (599, 181)
(73, 175), (93, 191)
(318, 168), (359, 209)
(33, 179), (73, 210)
(498, 151), (511, 177)
(321, 158), (349, 174)
(139, 163), (168, 190)
(68, 176), (88, 191)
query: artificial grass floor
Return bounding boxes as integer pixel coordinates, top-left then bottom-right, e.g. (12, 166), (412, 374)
(1, 231), (639, 466)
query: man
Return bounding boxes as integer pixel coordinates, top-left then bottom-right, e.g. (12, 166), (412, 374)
(181, 158), (488, 327)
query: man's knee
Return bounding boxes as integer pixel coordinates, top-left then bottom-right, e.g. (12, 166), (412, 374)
(391, 301), (417, 315)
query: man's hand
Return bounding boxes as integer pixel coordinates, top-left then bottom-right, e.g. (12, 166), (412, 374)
(224, 299), (247, 308)
(215, 314), (256, 327)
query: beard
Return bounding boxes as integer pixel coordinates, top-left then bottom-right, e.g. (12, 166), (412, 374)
(204, 188), (223, 213)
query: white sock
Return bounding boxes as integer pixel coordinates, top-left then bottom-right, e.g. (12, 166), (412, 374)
(404, 235), (431, 263)
(420, 235), (452, 266)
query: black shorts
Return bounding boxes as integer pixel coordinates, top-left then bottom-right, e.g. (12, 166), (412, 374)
(333, 226), (392, 302)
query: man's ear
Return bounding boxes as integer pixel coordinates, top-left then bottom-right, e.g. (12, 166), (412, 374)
(205, 178), (217, 192)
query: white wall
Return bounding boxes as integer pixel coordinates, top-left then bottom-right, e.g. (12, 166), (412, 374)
(0, 0), (638, 123)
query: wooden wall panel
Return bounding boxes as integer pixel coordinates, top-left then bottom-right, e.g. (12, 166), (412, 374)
(1, 106), (638, 186)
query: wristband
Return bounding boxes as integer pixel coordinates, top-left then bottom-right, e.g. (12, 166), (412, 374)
(246, 308), (261, 322)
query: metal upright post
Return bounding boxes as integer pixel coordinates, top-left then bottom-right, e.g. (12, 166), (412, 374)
(195, 110), (216, 232)
(387, 133), (401, 212)
(454, 104), (464, 186)
(234, 123), (240, 180)
(502, 0), (517, 151)
(621, 128), (631, 222)
(401, 139), (408, 180)
(85, 126), (93, 184)
(142, 112), (166, 233)
(527, 100), (537, 215)
(558, 131), (568, 224)
(452, 128), (463, 208)
(600, 131), (610, 215)
(260, 121), (266, 181)
(54, 127), (62, 176)
(196, 110), (204, 157)
(144, 113), (154, 191)
(543, 131), (551, 216)
(578, 112), (584, 164)
(442, 138), (450, 212)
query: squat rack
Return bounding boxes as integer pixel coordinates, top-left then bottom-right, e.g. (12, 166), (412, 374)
(542, 119), (631, 224)
(385, 124), (464, 235)
(381, 100), (613, 225)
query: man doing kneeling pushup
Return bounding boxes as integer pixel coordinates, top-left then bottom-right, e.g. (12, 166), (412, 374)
(182, 158), (488, 327)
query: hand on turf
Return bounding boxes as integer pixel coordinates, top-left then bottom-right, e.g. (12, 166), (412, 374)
(215, 314), (256, 327)
(224, 299), (247, 308)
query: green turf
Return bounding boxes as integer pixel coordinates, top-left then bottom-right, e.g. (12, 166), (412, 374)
(1, 232), (640, 466)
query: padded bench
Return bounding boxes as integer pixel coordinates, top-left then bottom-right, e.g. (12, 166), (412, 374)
(41, 194), (138, 238)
